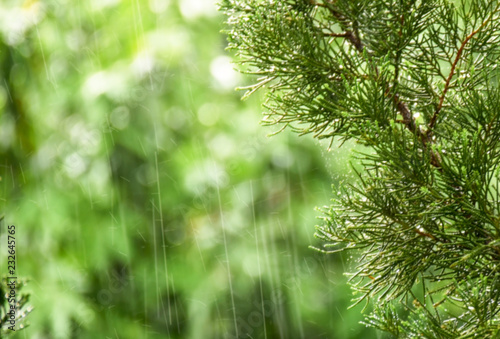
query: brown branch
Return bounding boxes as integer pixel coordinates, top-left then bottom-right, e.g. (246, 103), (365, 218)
(395, 119), (411, 124)
(415, 228), (437, 240)
(323, 32), (349, 38)
(313, 1), (364, 52)
(394, 95), (416, 133)
(429, 11), (497, 130)
(310, 1), (328, 8)
(393, 95), (443, 168)
(344, 31), (363, 52)
(322, 31), (363, 52)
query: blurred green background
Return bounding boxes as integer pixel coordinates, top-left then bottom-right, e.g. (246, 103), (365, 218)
(0, 0), (375, 338)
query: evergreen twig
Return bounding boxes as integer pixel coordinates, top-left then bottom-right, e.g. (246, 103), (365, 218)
(221, 0), (500, 337)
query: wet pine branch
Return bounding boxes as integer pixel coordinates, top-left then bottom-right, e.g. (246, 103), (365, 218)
(221, 0), (500, 337)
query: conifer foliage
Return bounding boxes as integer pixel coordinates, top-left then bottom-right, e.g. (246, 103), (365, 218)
(221, 0), (500, 337)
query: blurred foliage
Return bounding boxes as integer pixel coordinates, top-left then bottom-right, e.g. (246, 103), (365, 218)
(0, 0), (372, 338)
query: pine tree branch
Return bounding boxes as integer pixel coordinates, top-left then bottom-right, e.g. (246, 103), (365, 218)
(429, 5), (500, 130)
(222, 1), (500, 336)
(315, 2), (425, 140)
(319, 3), (430, 158)
(325, 5), (445, 169)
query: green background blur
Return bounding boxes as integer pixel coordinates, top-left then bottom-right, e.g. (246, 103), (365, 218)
(0, 0), (375, 338)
